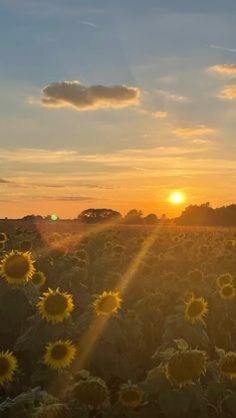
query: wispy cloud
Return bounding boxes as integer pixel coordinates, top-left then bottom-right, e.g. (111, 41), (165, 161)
(40, 81), (140, 111)
(154, 111), (168, 119)
(156, 89), (189, 103)
(218, 85), (236, 100)
(209, 44), (236, 54)
(173, 125), (216, 138)
(0, 146), (211, 167)
(136, 108), (168, 119)
(48, 196), (100, 202)
(79, 20), (97, 28)
(0, 149), (79, 163)
(208, 64), (236, 77)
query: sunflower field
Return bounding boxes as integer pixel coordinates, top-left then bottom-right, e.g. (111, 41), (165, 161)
(0, 223), (236, 418)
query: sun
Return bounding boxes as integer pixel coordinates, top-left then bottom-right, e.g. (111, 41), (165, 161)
(169, 191), (186, 205)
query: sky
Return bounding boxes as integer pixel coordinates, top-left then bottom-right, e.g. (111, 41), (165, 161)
(0, 0), (236, 218)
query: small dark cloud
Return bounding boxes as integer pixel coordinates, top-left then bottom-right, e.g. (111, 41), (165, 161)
(33, 183), (65, 188)
(0, 178), (11, 184)
(80, 184), (113, 190)
(53, 196), (102, 202)
(41, 81), (140, 110)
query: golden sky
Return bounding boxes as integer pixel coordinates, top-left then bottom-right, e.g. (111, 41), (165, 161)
(0, 0), (236, 218)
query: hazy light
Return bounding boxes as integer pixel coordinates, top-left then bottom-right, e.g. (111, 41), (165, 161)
(169, 191), (186, 205)
(51, 214), (58, 221)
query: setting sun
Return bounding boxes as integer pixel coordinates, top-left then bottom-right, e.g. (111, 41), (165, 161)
(169, 191), (186, 205)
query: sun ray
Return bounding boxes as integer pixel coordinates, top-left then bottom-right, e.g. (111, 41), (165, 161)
(74, 225), (160, 370)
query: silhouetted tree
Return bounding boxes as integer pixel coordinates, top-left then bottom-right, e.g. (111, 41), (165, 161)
(124, 209), (143, 224)
(143, 213), (159, 225)
(176, 203), (236, 226)
(78, 208), (121, 223)
(21, 215), (43, 221)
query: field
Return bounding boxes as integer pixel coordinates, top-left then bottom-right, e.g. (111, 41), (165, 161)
(0, 222), (236, 417)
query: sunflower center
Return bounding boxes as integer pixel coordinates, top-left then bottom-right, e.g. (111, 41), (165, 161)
(74, 381), (107, 408)
(44, 294), (68, 315)
(122, 390), (140, 403)
(168, 352), (205, 383)
(0, 357), (10, 376)
(187, 301), (203, 317)
(222, 285), (234, 297)
(4, 255), (30, 279)
(51, 344), (68, 360)
(99, 296), (117, 312)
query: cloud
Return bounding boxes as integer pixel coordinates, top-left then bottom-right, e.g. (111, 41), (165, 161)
(156, 89), (189, 103)
(41, 81), (140, 110)
(154, 111), (168, 119)
(208, 64), (236, 77)
(0, 149), (79, 164)
(79, 20), (97, 28)
(173, 125), (216, 138)
(136, 108), (168, 119)
(218, 85), (236, 100)
(0, 146), (210, 167)
(0, 178), (10, 184)
(208, 45), (236, 54)
(49, 196), (99, 202)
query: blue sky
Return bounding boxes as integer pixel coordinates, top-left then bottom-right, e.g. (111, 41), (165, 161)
(0, 0), (236, 218)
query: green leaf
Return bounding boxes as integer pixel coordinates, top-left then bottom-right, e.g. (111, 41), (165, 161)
(159, 387), (193, 417)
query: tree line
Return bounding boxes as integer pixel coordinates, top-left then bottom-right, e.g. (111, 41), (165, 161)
(4, 203), (236, 226)
(175, 203), (236, 226)
(16, 209), (165, 225)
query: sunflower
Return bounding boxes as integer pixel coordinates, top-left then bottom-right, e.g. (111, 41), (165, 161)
(184, 295), (208, 324)
(72, 376), (109, 410)
(219, 284), (235, 300)
(33, 403), (71, 418)
(1, 251), (35, 286)
(0, 351), (18, 385)
(219, 352), (236, 379)
(0, 242), (5, 252)
(32, 271), (46, 288)
(44, 340), (76, 369)
(216, 273), (233, 288)
(93, 291), (122, 316)
(0, 232), (7, 243)
(118, 383), (143, 408)
(166, 350), (206, 386)
(37, 288), (74, 324)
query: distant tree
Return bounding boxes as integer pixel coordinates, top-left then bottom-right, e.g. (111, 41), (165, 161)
(21, 215), (43, 221)
(78, 208), (121, 223)
(174, 202), (226, 226)
(143, 213), (159, 225)
(124, 209), (143, 224)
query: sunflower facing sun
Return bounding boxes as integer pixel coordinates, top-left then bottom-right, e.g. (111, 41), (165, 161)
(184, 295), (208, 324)
(93, 291), (122, 316)
(44, 339), (76, 369)
(1, 251), (35, 286)
(37, 288), (74, 324)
